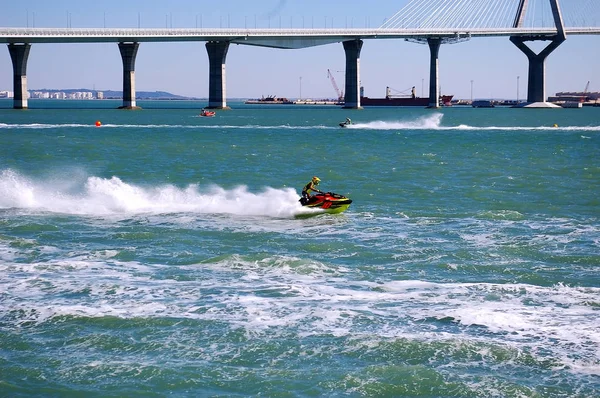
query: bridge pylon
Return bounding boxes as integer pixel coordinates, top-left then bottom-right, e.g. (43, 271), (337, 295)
(118, 42), (141, 110)
(8, 43), (31, 109)
(426, 38), (441, 108)
(342, 39), (363, 109)
(510, 0), (566, 107)
(206, 41), (231, 110)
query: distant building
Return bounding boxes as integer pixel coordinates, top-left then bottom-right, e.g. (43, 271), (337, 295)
(96, 91), (104, 100)
(548, 91), (600, 102)
(31, 91), (50, 99)
(0, 90), (14, 98)
(66, 92), (93, 99)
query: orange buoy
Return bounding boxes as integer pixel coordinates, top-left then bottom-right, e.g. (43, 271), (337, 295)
(95, 120), (102, 127)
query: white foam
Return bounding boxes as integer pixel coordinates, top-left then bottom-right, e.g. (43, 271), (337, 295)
(1, 247), (598, 375)
(0, 122), (90, 129)
(346, 113), (444, 130)
(0, 169), (309, 218)
(453, 125), (600, 131)
(1, 118), (599, 132)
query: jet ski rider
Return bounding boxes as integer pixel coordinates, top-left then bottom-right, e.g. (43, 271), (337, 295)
(302, 176), (323, 203)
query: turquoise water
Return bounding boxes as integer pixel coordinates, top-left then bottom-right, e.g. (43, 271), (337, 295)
(1, 100), (599, 397)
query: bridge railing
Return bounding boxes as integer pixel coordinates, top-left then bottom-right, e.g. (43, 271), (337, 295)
(1, 26), (597, 36)
(0, 26), (598, 48)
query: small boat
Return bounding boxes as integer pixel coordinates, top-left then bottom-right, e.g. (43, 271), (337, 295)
(299, 192), (352, 214)
(200, 109), (216, 117)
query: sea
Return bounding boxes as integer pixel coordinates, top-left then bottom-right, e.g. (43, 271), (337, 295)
(1, 99), (599, 397)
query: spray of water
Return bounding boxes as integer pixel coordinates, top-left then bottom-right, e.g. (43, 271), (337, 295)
(347, 113), (444, 129)
(0, 169), (311, 218)
(2, 116), (599, 131)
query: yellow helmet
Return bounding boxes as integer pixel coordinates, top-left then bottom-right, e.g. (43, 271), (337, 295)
(312, 176), (321, 184)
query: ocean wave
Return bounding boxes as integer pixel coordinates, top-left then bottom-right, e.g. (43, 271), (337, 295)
(1, 251), (598, 375)
(2, 116), (598, 132)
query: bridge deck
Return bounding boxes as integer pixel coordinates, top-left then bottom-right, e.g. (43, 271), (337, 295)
(1, 27), (599, 49)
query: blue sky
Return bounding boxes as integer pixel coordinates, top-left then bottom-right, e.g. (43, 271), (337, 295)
(0, 0), (598, 100)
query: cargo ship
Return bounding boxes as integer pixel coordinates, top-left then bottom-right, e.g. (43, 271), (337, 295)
(244, 95), (293, 105)
(360, 86), (453, 107)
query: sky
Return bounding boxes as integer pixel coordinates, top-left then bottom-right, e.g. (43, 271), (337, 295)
(0, 0), (599, 100)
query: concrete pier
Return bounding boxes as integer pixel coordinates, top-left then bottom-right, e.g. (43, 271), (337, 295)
(8, 43), (31, 109)
(206, 41), (230, 109)
(342, 39), (363, 109)
(427, 38), (441, 109)
(118, 42), (140, 109)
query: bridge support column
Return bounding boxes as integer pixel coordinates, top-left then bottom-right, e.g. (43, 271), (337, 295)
(118, 42), (140, 109)
(509, 36), (564, 105)
(427, 38), (441, 109)
(342, 39), (363, 109)
(509, 0), (565, 107)
(206, 41), (230, 110)
(8, 44), (31, 109)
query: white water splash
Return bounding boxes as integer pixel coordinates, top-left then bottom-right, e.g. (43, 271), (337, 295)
(345, 113), (444, 130)
(1, 249), (598, 376)
(1, 116), (599, 131)
(0, 169), (310, 218)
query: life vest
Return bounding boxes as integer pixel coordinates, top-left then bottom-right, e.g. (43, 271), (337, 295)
(303, 181), (318, 194)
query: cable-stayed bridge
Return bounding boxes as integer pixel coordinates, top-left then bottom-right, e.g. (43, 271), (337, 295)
(2, 0), (599, 109)
(381, 0), (599, 30)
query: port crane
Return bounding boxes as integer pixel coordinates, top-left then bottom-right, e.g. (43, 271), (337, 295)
(580, 81), (590, 103)
(327, 69), (344, 102)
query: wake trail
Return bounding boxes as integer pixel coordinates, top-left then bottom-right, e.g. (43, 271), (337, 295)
(2, 114), (599, 131)
(0, 169), (314, 218)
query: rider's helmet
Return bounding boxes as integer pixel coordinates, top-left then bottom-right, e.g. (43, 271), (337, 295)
(312, 176), (321, 184)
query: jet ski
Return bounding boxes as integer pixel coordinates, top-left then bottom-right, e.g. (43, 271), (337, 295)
(299, 192), (352, 214)
(339, 120), (352, 128)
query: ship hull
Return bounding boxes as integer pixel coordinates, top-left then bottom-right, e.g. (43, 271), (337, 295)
(245, 100), (294, 104)
(244, 96), (293, 105)
(360, 95), (453, 107)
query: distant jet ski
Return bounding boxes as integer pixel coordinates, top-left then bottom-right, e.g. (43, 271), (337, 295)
(299, 192), (352, 214)
(339, 118), (352, 128)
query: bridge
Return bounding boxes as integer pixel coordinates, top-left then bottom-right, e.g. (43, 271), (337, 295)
(1, 0), (599, 109)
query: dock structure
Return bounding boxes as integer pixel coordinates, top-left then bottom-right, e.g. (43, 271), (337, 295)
(1, 0), (599, 109)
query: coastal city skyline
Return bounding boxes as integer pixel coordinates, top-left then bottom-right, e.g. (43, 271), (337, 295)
(1, 0), (599, 101)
